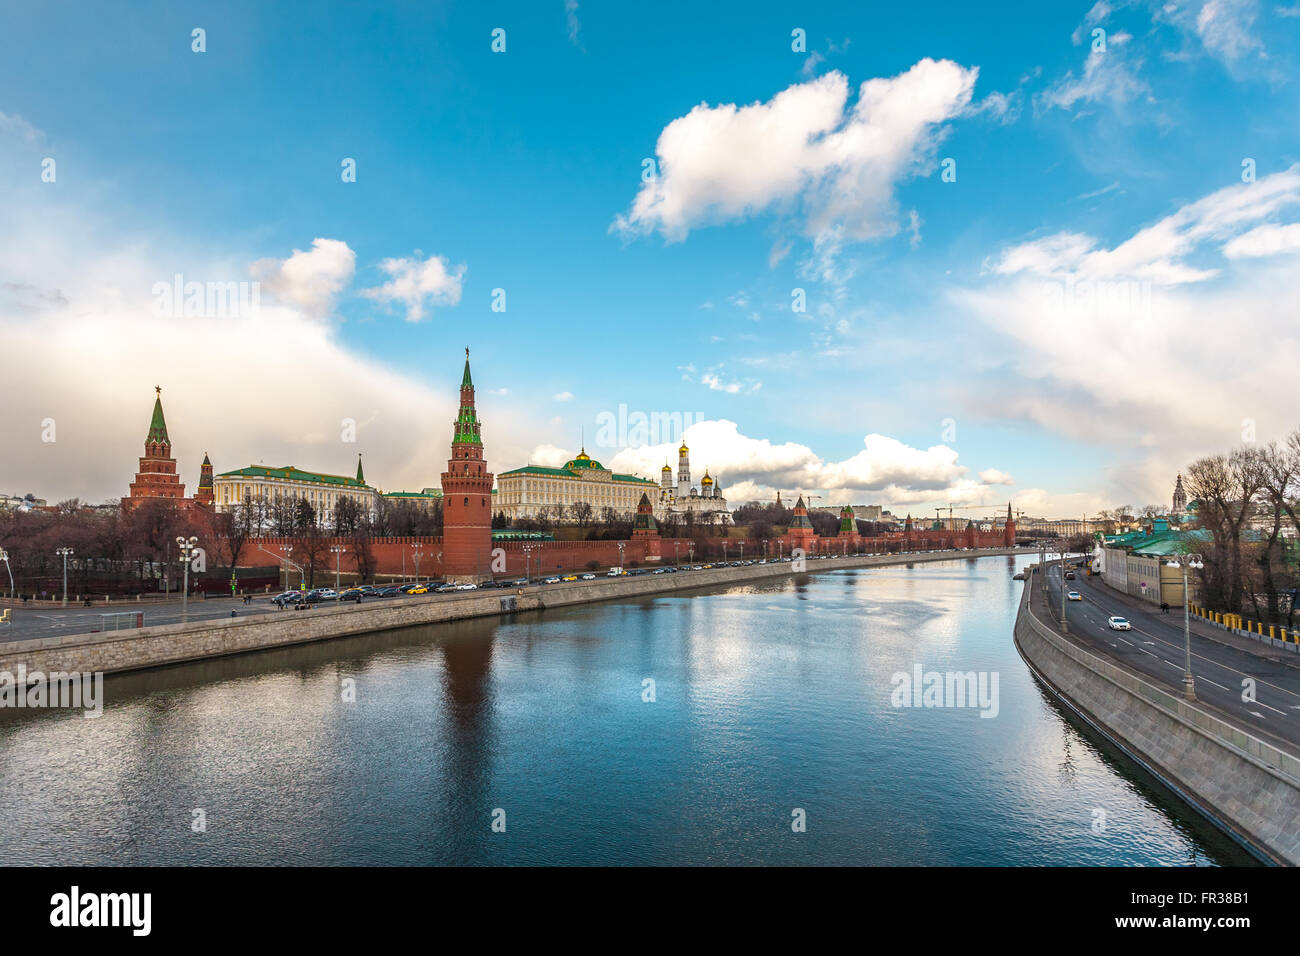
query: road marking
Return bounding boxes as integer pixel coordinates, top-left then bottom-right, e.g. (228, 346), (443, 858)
(1250, 711), (1266, 719)
(1199, 678), (1230, 691)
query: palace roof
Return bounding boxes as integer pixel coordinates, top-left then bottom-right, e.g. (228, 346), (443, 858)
(216, 465), (370, 488)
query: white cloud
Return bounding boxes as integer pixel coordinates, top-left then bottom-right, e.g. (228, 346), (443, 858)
(987, 163), (1300, 285)
(1195, 0), (1265, 65)
(565, 0), (582, 47)
(613, 59), (978, 245)
(979, 468), (1016, 485)
(360, 252), (465, 322)
(1039, 32), (1151, 113)
(1223, 221), (1300, 258)
(600, 420), (1019, 508)
(553, 391), (574, 402)
(249, 238), (356, 319)
(957, 168), (1300, 505)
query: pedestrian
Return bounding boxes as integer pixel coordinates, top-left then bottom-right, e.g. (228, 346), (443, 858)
(1160, 602), (1169, 614)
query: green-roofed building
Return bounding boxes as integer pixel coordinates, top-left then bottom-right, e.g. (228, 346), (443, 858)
(213, 461), (379, 523)
(495, 448), (659, 523)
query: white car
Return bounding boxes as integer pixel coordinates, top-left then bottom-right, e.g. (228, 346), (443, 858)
(457, 583), (477, 591)
(543, 577), (561, 584)
(580, 573), (596, 580)
(1067, 591), (1082, 601)
(1107, 616), (1131, 631)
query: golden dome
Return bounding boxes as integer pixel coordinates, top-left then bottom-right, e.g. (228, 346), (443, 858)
(661, 463), (672, 473)
(678, 442), (689, 455)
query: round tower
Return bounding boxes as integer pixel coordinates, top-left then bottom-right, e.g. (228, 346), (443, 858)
(440, 349), (495, 582)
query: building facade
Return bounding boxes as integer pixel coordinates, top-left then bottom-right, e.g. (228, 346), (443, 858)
(213, 455), (378, 524)
(496, 450), (658, 523)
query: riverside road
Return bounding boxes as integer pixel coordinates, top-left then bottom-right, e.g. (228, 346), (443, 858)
(1042, 564), (1300, 755)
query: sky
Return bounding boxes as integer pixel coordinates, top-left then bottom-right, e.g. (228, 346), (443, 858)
(2, 0), (1299, 518)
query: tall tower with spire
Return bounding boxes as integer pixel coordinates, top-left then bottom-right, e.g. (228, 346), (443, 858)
(1004, 502), (1017, 546)
(676, 441), (691, 498)
(125, 387), (186, 508)
(440, 349), (495, 581)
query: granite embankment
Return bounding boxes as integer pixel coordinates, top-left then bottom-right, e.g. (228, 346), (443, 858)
(1013, 574), (1300, 865)
(0, 547), (1024, 677)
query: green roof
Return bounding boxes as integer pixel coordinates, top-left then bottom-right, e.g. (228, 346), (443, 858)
(383, 490), (444, 499)
(498, 464), (655, 484)
(146, 393), (170, 446)
(216, 465), (369, 488)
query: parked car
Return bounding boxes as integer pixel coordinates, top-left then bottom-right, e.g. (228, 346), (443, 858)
(272, 590), (301, 607)
(408, 586), (430, 594)
(1067, 591), (1082, 601)
(1107, 616), (1132, 631)
(580, 573), (596, 580)
(543, 577), (561, 584)
(457, 583), (478, 591)
(339, 588), (363, 602)
(562, 575), (579, 582)
(377, 586), (403, 597)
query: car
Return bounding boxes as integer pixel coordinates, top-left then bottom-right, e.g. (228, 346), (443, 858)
(408, 586), (430, 594)
(377, 586), (403, 597)
(1064, 571), (1076, 580)
(457, 583), (478, 591)
(580, 573), (596, 580)
(397, 583), (421, 593)
(1067, 591), (1082, 601)
(272, 590), (301, 607)
(1107, 616), (1132, 631)
(357, 585), (381, 596)
(562, 575), (578, 582)
(543, 577), (561, 584)
(436, 584), (459, 592)
(339, 588), (363, 602)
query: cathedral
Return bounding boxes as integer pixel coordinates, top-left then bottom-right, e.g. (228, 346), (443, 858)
(657, 441), (731, 525)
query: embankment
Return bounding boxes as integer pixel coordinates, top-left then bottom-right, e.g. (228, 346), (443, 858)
(1013, 576), (1300, 865)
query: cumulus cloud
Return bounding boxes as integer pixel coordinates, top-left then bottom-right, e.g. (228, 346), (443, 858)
(553, 391), (574, 402)
(1223, 221), (1300, 258)
(591, 419), (1017, 508)
(249, 238), (356, 319)
(612, 59), (978, 245)
(360, 252), (465, 322)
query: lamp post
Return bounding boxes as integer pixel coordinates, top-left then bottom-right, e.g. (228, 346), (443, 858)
(1167, 553), (1204, 700)
(0, 547), (13, 600)
(55, 547), (73, 607)
(1057, 550), (1069, 633)
(688, 543), (695, 565)
(175, 537), (198, 623)
(674, 542), (680, 566)
(522, 543), (533, 583)
(412, 545), (423, 583)
(330, 545), (347, 600)
(739, 542), (744, 561)
(617, 541), (625, 572)
(762, 539), (768, 561)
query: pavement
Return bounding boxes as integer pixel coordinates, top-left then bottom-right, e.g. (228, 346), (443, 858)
(1038, 563), (1300, 757)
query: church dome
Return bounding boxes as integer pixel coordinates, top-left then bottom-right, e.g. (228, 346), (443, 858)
(678, 442), (689, 455)
(701, 471), (713, 485)
(565, 449), (604, 471)
(661, 463), (672, 473)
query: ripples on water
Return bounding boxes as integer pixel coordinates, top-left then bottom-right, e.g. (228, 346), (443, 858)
(0, 556), (1253, 865)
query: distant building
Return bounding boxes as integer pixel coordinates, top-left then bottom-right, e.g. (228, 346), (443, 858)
(214, 454), (378, 524)
(496, 449), (659, 523)
(122, 387), (212, 515)
(381, 488), (444, 511)
(0, 493), (46, 512)
(656, 441), (731, 524)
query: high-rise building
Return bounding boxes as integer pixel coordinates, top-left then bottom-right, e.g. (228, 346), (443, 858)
(440, 349), (495, 581)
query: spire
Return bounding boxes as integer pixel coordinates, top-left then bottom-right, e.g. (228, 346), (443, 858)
(356, 453), (365, 484)
(453, 350), (482, 446)
(146, 387), (171, 446)
(1006, 501), (1012, 522)
(461, 347), (473, 388)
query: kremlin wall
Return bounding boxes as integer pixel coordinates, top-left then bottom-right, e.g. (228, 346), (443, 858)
(120, 350), (1017, 584)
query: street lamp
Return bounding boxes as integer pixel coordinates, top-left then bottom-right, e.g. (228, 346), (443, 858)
(1058, 550), (1069, 633)
(1166, 553), (1204, 701)
(617, 541), (625, 572)
(762, 539), (768, 560)
(521, 543), (534, 583)
(688, 543), (695, 565)
(0, 548), (13, 600)
(55, 547), (74, 607)
(412, 544), (424, 583)
(330, 545), (347, 600)
(674, 542), (680, 566)
(175, 537), (198, 623)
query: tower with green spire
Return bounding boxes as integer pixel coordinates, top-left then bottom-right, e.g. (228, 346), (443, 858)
(194, 452), (215, 507)
(126, 386), (186, 507)
(441, 348), (495, 581)
(356, 453), (365, 485)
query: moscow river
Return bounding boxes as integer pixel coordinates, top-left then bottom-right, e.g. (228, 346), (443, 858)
(0, 555), (1252, 865)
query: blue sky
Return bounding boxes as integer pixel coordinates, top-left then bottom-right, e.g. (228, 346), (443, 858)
(2, 0), (1299, 515)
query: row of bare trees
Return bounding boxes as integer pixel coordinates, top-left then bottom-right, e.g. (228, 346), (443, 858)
(1183, 433), (1300, 624)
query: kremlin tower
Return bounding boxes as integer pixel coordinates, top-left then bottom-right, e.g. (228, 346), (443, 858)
(194, 453), (215, 507)
(124, 387), (186, 508)
(440, 349), (495, 582)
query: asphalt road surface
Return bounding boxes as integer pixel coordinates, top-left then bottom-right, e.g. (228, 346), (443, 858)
(1041, 564), (1300, 755)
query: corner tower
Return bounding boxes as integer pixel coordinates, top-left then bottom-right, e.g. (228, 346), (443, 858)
(440, 349), (495, 581)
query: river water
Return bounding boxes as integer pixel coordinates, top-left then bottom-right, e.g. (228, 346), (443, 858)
(0, 554), (1252, 865)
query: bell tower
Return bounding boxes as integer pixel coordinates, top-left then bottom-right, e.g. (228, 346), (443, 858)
(440, 349), (495, 581)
